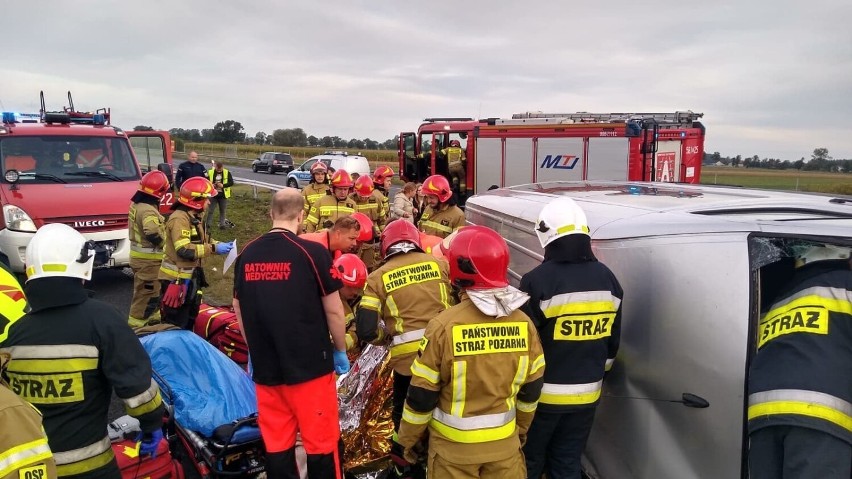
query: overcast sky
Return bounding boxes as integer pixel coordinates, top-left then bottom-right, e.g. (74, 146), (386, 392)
(2, 1), (850, 160)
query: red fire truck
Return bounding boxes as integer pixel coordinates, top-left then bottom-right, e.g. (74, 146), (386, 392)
(0, 92), (173, 272)
(398, 111), (706, 198)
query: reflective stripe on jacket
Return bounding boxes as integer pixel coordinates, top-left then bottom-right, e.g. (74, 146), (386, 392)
(418, 205), (465, 239)
(128, 202), (164, 261)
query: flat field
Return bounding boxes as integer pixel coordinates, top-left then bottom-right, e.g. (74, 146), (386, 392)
(700, 166), (851, 195)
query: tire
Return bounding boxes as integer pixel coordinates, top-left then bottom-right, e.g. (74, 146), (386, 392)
(251, 164), (258, 173)
(287, 178), (298, 188)
(268, 167), (275, 175)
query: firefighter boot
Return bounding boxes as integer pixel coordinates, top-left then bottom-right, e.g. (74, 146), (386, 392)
(127, 316), (147, 328)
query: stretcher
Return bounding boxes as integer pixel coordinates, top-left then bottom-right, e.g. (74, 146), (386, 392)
(140, 330), (266, 478)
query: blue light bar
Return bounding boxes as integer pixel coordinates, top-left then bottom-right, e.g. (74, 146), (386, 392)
(1, 112), (41, 123)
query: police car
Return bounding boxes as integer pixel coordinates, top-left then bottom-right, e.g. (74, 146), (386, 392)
(286, 151), (371, 189)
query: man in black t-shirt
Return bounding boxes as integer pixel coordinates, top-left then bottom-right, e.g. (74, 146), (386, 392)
(234, 187), (349, 479)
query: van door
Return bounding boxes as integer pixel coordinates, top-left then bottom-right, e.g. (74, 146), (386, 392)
(126, 131), (174, 213)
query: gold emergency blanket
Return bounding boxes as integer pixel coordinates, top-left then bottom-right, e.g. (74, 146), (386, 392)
(337, 344), (394, 471)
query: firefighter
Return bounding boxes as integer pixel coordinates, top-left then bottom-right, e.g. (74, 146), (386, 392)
(355, 219), (453, 479)
(395, 225), (545, 478)
(417, 175), (465, 239)
(373, 165), (395, 224)
(0, 224), (164, 478)
(350, 176), (384, 271)
(302, 162), (331, 217)
(440, 140), (466, 193)
(520, 197), (623, 479)
(747, 243), (852, 479)
(332, 254), (368, 353)
(127, 170), (170, 328)
(1, 352), (57, 479)
(301, 214), (372, 261)
(158, 177), (234, 330)
(304, 170), (356, 233)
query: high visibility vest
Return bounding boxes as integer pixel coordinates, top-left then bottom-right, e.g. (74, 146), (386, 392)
(0, 267), (27, 344)
(207, 168), (232, 198)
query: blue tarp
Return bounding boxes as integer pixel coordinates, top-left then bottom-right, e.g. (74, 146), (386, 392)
(140, 330), (257, 438)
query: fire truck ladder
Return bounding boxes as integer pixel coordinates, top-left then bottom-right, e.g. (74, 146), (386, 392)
(501, 111), (703, 125)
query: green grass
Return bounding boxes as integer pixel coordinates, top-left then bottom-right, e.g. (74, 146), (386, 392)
(201, 185), (275, 306)
(700, 167), (852, 195)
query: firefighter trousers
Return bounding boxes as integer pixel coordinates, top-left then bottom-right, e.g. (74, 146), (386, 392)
(523, 407), (596, 479)
(448, 162), (466, 191)
(749, 426), (852, 479)
(129, 258), (162, 326)
(427, 448), (525, 479)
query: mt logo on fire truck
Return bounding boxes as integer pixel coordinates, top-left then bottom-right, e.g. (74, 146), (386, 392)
(540, 154), (579, 170)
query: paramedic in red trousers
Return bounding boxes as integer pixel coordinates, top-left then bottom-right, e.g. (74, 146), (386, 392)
(233, 187), (349, 479)
(159, 177), (233, 330)
(396, 226), (546, 479)
(355, 219), (453, 479)
(0, 224), (164, 479)
(520, 197), (623, 479)
(747, 244), (852, 479)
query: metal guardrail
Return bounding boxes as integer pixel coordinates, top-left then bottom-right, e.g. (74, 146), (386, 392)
(233, 176), (282, 198)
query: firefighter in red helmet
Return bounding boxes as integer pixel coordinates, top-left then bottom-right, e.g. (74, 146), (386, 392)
(332, 253), (368, 352)
(418, 175), (465, 239)
(396, 225), (545, 478)
(350, 175), (385, 271)
(356, 219), (453, 479)
(305, 170), (356, 233)
(158, 177), (234, 329)
(128, 170), (170, 328)
(373, 165), (394, 225)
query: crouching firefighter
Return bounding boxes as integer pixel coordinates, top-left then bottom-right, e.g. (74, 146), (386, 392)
(127, 170), (170, 328)
(0, 224), (165, 478)
(158, 177), (234, 329)
(396, 226), (545, 479)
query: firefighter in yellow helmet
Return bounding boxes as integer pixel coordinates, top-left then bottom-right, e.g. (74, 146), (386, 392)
(350, 176), (385, 271)
(396, 225), (545, 479)
(305, 170), (357, 233)
(418, 175), (465, 239)
(127, 170), (170, 328)
(355, 219), (453, 479)
(747, 243), (852, 479)
(440, 139), (466, 192)
(158, 177), (234, 329)
(302, 161), (331, 217)
(1, 224), (164, 478)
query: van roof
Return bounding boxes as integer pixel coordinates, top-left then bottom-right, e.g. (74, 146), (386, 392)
(468, 181), (852, 240)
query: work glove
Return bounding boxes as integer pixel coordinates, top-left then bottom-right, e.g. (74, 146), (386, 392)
(333, 349), (350, 374)
(390, 441), (415, 478)
(162, 281), (187, 308)
(215, 241), (235, 255)
(136, 429), (164, 458)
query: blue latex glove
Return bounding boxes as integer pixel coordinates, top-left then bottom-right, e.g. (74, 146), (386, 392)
(215, 241), (234, 255)
(136, 429), (164, 458)
(333, 350), (350, 375)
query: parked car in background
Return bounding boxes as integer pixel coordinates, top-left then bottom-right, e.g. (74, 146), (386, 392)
(286, 151), (370, 188)
(252, 152), (294, 174)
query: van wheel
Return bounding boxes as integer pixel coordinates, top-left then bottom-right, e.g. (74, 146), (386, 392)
(287, 178), (298, 188)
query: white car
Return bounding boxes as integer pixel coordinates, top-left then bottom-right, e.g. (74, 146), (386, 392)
(286, 151), (371, 189)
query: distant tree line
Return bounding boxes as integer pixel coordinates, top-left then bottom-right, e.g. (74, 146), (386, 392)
(143, 119), (398, 151)
(703, 148), (851, 173)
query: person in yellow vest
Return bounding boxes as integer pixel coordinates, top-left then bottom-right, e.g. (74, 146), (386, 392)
(396, 225), (545, 479)
(302, 161), (332, 220)
(331, 253), (368, 353)
(305, 170), (357, 233)
(206, 160), (235, 231)
(350, 176), (385, 271)
(355, 219), (453, 479)
(158, 177), (234, 329)
(440, 140), (467, 192)
(373, 165), (395, 226)
(418, 175), (465, 239)
(128, 170), (171, 328)
(0, 352), (57, 479)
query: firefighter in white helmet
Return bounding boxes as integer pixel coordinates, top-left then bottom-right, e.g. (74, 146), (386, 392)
(747, 243), (852, 478)
(0, 224), (165, 478)
(520, 197), (623, 479)
(396, 225), (545, 478)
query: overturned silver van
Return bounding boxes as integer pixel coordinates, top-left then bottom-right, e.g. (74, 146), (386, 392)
(464, 181), (852, 479)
